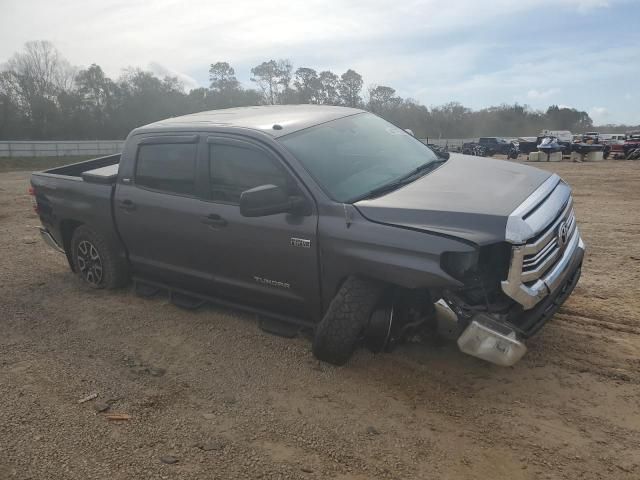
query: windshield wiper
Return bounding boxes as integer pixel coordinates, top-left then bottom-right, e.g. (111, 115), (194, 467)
(405, 158), (447, 177)
(352, 158), (448, 202)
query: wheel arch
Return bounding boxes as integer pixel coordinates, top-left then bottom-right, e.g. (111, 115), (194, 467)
(60, 219), (84, 272)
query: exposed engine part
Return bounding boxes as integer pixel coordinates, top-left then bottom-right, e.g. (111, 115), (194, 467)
(434, 299), (463, 340)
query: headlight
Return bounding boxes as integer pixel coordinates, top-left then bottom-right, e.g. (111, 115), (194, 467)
(457, 313), (527, 367)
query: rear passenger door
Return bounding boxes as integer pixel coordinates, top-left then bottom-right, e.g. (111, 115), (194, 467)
(114, 134), (215, 291)
(201, 136), (321, 318)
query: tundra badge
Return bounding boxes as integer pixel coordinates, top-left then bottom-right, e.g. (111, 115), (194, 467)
(290, 237), (311, 248)
(253, 276), (290, 289)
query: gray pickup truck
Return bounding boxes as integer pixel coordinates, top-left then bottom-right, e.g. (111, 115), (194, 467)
(31, 105), (585, 366)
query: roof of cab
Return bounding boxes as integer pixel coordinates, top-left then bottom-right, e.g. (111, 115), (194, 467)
(134, 105), (364, 138)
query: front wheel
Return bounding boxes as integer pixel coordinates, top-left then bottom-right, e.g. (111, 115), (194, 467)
(312, 276), (383, 365)
(71, 226), (128, 289)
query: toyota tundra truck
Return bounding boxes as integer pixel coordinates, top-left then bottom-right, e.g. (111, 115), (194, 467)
(30, 105), (585, 367)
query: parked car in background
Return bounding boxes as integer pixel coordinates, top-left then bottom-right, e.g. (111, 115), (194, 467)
(479, 137), (519, 157)
(598, 133), (625, 144)
(30, 106), (585, 367)
(462, 137), (518, 158)
(517, 137), (539, 155)
(601, 133), (626, 157)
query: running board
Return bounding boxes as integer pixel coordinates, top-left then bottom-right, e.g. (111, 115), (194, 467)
(171, 292), (207, 310)
(131, 276), (315, 329)
(134, 279), (161, 298)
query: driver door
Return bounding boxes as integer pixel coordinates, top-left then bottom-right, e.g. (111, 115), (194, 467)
(199, 136), (321, 319)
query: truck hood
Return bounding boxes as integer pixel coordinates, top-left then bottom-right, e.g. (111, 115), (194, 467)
(354, 154), (552, 245)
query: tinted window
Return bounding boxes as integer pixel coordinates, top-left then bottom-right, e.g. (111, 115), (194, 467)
(136, 143), (197, 195)
(209, 144), (287, 203)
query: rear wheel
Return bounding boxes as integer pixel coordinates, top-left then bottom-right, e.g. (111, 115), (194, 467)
(71, 226), (128, 289)
(312, 276), (384, 365)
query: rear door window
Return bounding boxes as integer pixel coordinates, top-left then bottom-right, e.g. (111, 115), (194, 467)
(135, 143), (197, 195)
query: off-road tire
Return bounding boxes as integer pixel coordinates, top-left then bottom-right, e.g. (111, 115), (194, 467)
(312, 276), (383, 365)
(71, 226), (128, 289)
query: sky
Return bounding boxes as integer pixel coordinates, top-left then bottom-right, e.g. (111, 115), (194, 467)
(1, 0), (638, 124)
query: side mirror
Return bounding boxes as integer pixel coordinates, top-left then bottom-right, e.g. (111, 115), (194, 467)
(239, 184), (308, 217)
(404, 128), (415, 136)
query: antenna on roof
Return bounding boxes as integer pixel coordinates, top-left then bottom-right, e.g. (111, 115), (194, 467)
(272, 124), (283, 130)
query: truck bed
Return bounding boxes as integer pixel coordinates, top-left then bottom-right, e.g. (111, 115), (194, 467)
(42, 154), (120, 184)
(31, 153), (123, 255)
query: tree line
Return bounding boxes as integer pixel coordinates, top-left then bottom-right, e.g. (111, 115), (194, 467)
(1, 41), (635, 141)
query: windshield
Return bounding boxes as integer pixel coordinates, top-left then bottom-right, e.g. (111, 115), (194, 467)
(278, 113), (439, 203)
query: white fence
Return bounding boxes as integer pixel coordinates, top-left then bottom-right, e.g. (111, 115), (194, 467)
(0, 140), (125, 158)
(0, 138), (480, 159)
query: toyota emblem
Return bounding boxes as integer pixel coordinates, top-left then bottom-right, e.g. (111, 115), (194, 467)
(557, 221), (569, 248)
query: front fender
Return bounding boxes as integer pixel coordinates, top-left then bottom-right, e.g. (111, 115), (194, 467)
(318, 204), (473, 311)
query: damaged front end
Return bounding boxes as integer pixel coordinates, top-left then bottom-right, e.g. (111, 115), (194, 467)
(437, 175), (585, 366)
(438, 243), (529, 366)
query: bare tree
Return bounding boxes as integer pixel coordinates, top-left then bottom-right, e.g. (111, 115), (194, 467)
(4, 40), (76, 98)
(0, 41), (76, 137)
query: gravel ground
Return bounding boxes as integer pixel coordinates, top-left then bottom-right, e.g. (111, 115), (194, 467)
(1, 159), (639, 479)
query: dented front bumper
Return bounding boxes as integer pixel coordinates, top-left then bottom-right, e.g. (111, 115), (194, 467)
(438, 243), (584, 366)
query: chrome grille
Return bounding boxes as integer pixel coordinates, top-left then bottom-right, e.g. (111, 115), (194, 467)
(520, 202), (576, 283)
(502, 174), (585, 311)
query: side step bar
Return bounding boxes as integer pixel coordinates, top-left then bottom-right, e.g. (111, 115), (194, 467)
(132, 276), (316, 330)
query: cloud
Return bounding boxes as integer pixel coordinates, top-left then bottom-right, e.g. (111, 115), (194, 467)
(589, 106), (609, 122)
(0, 0), (618, 75)
(0, 0), (634, 122)
(527, 88), (560, 100)
(566, 0), (610, 12)
(148, 62), (198, 90)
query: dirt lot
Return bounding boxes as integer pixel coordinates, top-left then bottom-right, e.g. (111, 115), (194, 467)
(1, 160), (639, 480)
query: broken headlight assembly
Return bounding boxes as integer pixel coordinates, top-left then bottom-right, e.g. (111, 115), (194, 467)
(440, 244), (526, 366)
(440, 249), (480, 281)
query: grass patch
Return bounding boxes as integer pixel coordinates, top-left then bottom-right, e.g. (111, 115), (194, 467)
(0, 156), (94, 173)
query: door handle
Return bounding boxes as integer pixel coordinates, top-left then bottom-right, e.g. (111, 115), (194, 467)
(202, 214), (227, 228)
(118, 199), (136, 211)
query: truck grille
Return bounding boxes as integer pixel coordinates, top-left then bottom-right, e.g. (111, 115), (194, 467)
(520, 203), (576, 283)
(501, 174), (584, 311)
